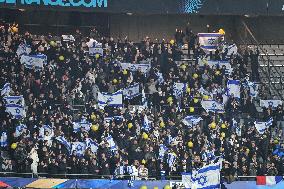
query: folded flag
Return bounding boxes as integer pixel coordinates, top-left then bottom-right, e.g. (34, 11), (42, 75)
(182, 116), (203, 128)
(1, 83), (11, 96)
(123, 83), (140, 100)
(255, 118), (273, 134)
(256, 176), (283, 185)
(98, 91), (123, 108)
(56, 136), (71, 152)
(201, 100), (224, 113)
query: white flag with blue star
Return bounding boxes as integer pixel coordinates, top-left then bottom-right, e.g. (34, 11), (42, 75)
(56, 136), (71, 152)
(0, 132), (8, 147)
(15, 124), (27, 137)
(105, 135), (117, 152)
(123, 83), (140, 100)
(71, 142), (86, 156)
(227, 80), (241, 98)
(255, 118), (273, 134)
(173, 83), (187, 97)
(198, 33), (222, 52)
(16, 43), (31, 57)
(159, 144), (168, 159)
(5, 104), (26, 119)
(182, 116), (203, 128)
(4, 95), (25, 106)
(183, 162), (221, 189)
(142, 114), (151, 131)
(98, 91), (123, 108)
(86, 138), (99, 154)
(201, 100), (224, 113)
(20, 54), (47, 70)
(260, 100), (282, 109)
(1, 83), (11, 96)
(73, 120), (91, 133)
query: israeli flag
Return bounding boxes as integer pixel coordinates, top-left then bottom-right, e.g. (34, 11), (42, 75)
(141, 89), (148, 107)
(15, 124), (27, 137)
(182, 173), (192, 189)
(71, 142), (86, 156)
(156, 72), (164, 84)
(4, 95), (25, 106)
(173, 83), (187, 97)
(0, 132), (8, 147)
(120, 63), (151, 74)
(16, 43), (31, 57)
(183, 162), (221, 189)
(159, 144), (168, 159)
(39, 125), (54, 140)
(255, 118), (273, 134)
(167, 152), (177, 167)
(86, 138), (99, 154)
(73, 120), (91, 133)
(123, 83), (140, 100)
(223, 44), (238, 59)
(20, 54), (47, 70)
(198, 33), (222, 52)
(198, 59), (233, 75)
(142, 114), (151, 131)
(56, 136), (71, 152)
(89, 41), (103, 56)
(5, 104), (25, 119)
(182, 116), (203, 128)
(243, 81), (259, 97)
(1, 83), (11, 96)
(106, 135), (117, 151)
(98, 91), (123, 108)
(104, 116), (124, 123)
(62, 35), (75, 42)
(227, 80), (241, 98)
(260, 100), (282, 109)
(201, 100), (224, 113)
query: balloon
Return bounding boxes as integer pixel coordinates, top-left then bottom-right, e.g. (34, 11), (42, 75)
(141, 159), (146, 164)
(221, 132), (225, 138)
(95, 54), (100, 59)
(218, 28), (225, 35)
(128, 123), (133, 129)
(167, 96), (173, 103)
(91, 113), (96, 120)
(142, 132), (148, 140)
(246, 148), (250, 153)
(169, 39), (175, 45)
(193, 73), (198, 79)
(189, 107), (194, 113)
(215, 70), (221, 75)
(140, 186), (147, 189)
(210, 122), (216, 129)
(221, 123), (227, 129)
(220, 147), (224, 152)
(180, 64), (186, 70)
(160, 121), (165, 128)
(123, 69), (128, 75)
(274, 139), (279, 144)
(11, 26), (18, 33)
(91, 124), (99, 131)
(186, 87), (191, 93)
(203, 95), (209, 100)
(113, 79), (118, 84)
(59, 55), (64, 61)
(164, 185), (171, 189)
(154, 187), (159, 189)
(187, 141), (193, 148)
(50, 41), (56, 47)
(193, 98), (199, 103)
(11, 143), (17, 149)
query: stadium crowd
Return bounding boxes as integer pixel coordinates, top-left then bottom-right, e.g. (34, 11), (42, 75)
(0, 21), (284, 182)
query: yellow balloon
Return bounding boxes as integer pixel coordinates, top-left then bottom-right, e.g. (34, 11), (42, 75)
(218, 28), (225, 35)
(169, 39), (175, 45)
(215, 70), (221, 75)
(167, 97), (173, 103)
(95, 54), (100, 59)
(11, 143), (17, 149)
(128, 123), (133, 129)
(142, 132), (148, 140)
(221, 132), (225, 138)
(154, 187), (159, 189)
(193, 98), (199, 103)
(246, 148), (250, 153)
(59, 55), (64, 61)
(141, 159), (146, 164)
(203, 95), (209, 100)
(220, 147), (224, 152)
(274, 139), (279, 144)
(180, 64), (186, 70)
(160, 121), (165, 128)
(91, 124), (99, 131)
(210, 122), (216, 129)
(113, 79), (118, 84)
(187, 141), (193, 148)
(221, 123), (227, 129)
(189, 107), (194, 113)
(186, 87), (191, 93)
(123, 69), (128, 75)
(91, 113), (96, 120)
(164, 185), (171, 189)
(50, 41), (56, 47)
(11, 26), (18, 33)
(193, 73), (198, 79)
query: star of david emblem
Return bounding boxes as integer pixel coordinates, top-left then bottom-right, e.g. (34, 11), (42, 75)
(77, 145), (83, 151)
(212, 102), (217, 108)
(208, 38), (215, 45)
(15, 108), (20, 114)
(197, 175), (207, 186)
(107, 97), (114, 103)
